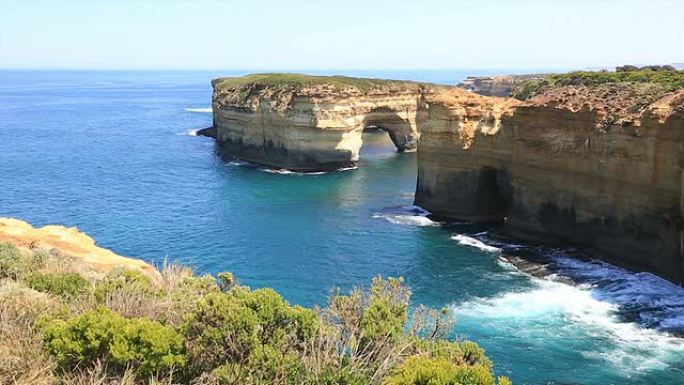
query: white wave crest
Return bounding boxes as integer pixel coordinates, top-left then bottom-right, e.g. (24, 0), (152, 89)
(452, 234), (501, 253)
(550, 255), (684, 332)
(373, 205), (439, 227)
(184, 107), (212, 113)
(452, 279), (684, 373)
(372, 213), (440, 227)
(336, 166), (359, 172)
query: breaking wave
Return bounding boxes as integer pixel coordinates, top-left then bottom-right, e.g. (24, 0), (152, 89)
(452, 277), (684, 373)
(452, 234), (501, 253)
(549, 255), (684, 333)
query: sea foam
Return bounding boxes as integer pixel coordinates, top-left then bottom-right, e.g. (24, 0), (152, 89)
(452, 278), (684, 373)
(184, 107), (212, 113)
(372, 205), (440, 227)
(451, 234), (501, 253)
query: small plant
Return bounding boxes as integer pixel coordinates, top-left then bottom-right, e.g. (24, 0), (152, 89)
(94, 269), (157, 302)
(0, 242), (29, 279)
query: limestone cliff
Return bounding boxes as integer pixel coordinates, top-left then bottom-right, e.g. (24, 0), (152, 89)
(416, 85), (684, 284)
(211, 74), (434, 171)
(0, 217), (159, 279)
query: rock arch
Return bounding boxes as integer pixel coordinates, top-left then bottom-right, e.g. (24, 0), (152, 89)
(361, 107), (420, 153)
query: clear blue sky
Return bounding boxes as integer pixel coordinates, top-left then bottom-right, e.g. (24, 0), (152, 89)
(1, 0), (682, 70)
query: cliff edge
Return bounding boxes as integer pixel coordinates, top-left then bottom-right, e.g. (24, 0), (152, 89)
(0, 217), (159, 279)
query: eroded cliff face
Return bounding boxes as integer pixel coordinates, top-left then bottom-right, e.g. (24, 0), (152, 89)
(211, 75), (433, 171)
(416, 86), (684, 283)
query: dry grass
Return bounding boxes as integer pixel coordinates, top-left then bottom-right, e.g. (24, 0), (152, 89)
(0, 280), (58, 385)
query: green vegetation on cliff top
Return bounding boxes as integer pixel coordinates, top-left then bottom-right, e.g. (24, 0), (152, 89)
(0, 241), (512, 385)
(214, 73), (428, 91)
(512, 69), (684, 100)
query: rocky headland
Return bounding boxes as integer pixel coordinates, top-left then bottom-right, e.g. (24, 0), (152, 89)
(211, 73), (434, 171)
(207, 71), (684, 284)
(0, 217), (159, 279)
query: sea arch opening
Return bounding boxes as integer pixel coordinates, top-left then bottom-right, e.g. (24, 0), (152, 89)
(360, 107), (420, 156)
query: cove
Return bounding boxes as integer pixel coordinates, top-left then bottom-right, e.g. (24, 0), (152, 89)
(1, 70), (683, 385)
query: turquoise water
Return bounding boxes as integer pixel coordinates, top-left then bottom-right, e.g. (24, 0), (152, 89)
(1, 70), (683, 385)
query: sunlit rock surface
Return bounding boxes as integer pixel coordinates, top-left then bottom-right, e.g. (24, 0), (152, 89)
(0, 217), (159, 279)
(416, 86), (684, 284)
(211, 74), (431, 171)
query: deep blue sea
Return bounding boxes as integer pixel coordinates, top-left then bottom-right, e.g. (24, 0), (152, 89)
(1, 70), (683, 385)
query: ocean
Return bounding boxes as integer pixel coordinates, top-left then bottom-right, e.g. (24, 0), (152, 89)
(1, 69), (683, 385)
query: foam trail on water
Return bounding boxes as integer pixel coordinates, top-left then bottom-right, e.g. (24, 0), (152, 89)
(452, 278), (684, 374)
(177, 129), (198, 136)
(373, 205), (440, 227)
(184, 107), (212, 113)
(373, 214), (440, 227)
(452, 234), (501, 253)
(259, 165), (357, 175)
(261, 168), (327, 176)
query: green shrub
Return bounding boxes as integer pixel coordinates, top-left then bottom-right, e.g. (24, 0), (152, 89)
(182, 287), (319, 372)
(24, 272), (90, 298)
(41, 307), (185, 375)
(512, 69), (684, 100)
(179, 273), (220, 294)
(330, 276), (410, 351)
(386, 356), (508, 385)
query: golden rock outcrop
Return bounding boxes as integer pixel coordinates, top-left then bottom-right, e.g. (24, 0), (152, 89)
(0, 217), (159, 279)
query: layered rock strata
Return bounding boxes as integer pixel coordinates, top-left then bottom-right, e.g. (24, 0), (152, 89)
(416, 86), (684, 284)
(211, 74), (432, 171)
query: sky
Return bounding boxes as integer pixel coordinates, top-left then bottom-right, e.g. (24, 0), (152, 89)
(0, 0), (682, 70)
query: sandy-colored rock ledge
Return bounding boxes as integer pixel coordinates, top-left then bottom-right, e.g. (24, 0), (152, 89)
(0, 217), (159, 279)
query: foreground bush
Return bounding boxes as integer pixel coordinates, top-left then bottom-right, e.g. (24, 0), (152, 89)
(0, 245), (512, 385)
(41, 307), (185, 375)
